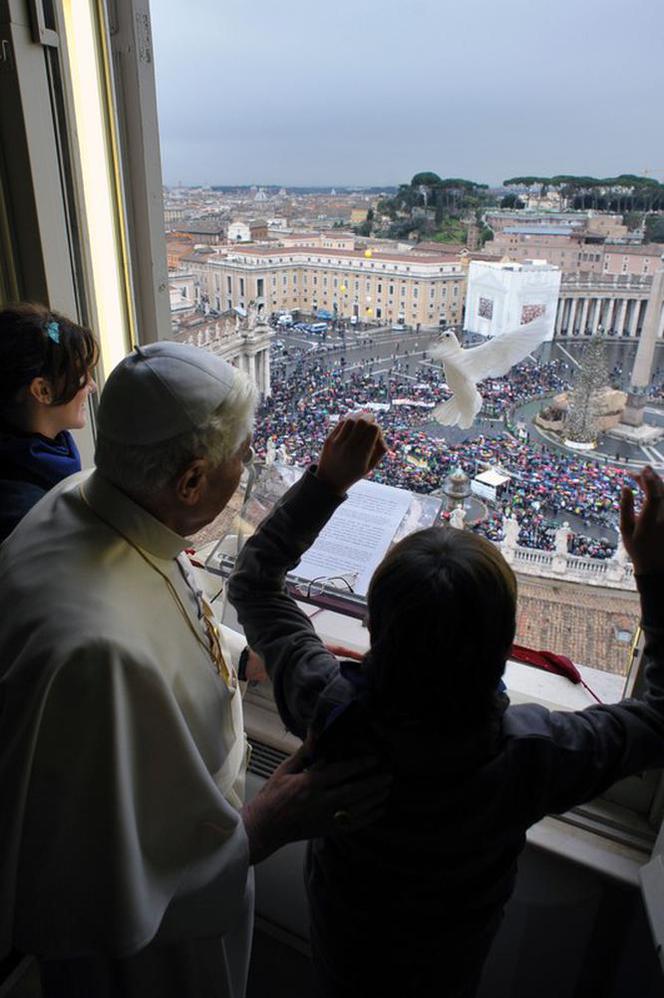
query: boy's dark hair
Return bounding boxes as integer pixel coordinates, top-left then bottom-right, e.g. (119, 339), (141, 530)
(0, 303), (98, 416)
(365, 526), (517, 729)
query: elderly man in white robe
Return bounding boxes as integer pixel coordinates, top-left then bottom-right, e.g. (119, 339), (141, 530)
(0, 342), (389, 998)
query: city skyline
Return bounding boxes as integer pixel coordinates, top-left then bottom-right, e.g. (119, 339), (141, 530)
(151, 0), (664, 188)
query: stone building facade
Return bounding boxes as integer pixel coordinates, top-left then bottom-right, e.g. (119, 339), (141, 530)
(191, 245), (467, 327)
(555, 273), (657, 337)
(172, 311), (272, 397)
(488, 227), (661, 277)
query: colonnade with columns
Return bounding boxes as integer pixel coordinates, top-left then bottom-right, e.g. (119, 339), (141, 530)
(555, 295), (650, 338)
(182, 323), (272, 397)
(234, 346), (271, 397)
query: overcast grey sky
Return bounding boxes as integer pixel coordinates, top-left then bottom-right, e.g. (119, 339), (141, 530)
(151, 0), (664, 188)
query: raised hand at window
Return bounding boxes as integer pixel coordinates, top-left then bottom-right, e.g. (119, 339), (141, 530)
(315, 414), (388, 496)
(620, 465), (664, 575)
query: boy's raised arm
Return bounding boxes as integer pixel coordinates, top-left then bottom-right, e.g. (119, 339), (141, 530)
(512, 466), (664, 823)
(228, 416), (386, 738)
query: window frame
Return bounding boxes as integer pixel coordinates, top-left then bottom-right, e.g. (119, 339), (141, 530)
(0, 0), (79, 313)
(0, 0), (96, 461)
(10, 0), (664, 869)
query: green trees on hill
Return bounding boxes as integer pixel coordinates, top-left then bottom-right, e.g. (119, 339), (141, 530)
(373, 172), (494, 244)
(411, 171), (443, 187)
(355, 207), (375, 238)
(503, 174), (664, 213)
(367, 170), (664, 247)
(645, 215), (664, 243)
(500, 193), (525, 209)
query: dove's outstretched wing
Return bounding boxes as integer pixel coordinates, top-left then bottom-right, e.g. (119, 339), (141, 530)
(453, 316), (549, 382)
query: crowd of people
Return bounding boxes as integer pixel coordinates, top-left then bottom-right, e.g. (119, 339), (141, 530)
(257, 346), (632, 558)
(474, 509), (617, 560)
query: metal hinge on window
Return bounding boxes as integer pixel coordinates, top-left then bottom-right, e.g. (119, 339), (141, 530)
(0, 37), (14, 73)
(28, 0), (59, 48)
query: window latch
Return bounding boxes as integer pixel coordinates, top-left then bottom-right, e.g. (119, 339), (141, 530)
(28, 0), (59, 48)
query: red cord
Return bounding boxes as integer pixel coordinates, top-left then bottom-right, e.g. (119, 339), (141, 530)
(511, 643), (603, 704)
(324, 642), (604, 704)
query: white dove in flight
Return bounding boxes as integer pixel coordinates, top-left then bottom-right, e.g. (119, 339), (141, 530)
(431, 316), (550, 429)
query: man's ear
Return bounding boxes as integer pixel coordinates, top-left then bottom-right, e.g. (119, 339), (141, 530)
(28, 377), (53, 406)
(175, 458), (208, 506)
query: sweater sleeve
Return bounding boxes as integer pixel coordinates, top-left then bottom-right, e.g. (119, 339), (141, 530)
(508, 574), (664, 824)
(227, 468), (349, 740)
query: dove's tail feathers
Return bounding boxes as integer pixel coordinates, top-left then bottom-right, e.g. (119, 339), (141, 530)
(433, 390), (482, 429)
(460, 389), (483, 429)
(432, 395), (465, 427)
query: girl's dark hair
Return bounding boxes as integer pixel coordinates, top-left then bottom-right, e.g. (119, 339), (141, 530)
(0, 302), (98, 416)
(365, 526), (517, 729)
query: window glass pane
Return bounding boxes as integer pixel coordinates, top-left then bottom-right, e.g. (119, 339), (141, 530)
(150, 0), (663, 706)
(60, 0), (134, 375)
(0, 172), (21, 307)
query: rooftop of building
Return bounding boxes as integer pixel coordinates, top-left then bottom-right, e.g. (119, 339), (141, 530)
(412, 240), (468, 255)
(176, 218), (229, 234)
(220, 245), (462, 266)
(471, 258), (560, 272)
(279, 231), (322, 240)
(515, 574), (639, 676)
(180, 248), (221, 263)
(503, 226), (578, 236)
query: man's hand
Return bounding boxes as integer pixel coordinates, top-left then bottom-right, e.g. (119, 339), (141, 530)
(620, 465), (664, 575)
(316, 414), (388, 496)
(240, 741), (391, 864)
(245, 648), (269, 683)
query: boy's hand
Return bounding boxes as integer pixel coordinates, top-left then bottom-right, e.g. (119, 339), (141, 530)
(316, 414), (388, 496)
(620, 465), (664, 575)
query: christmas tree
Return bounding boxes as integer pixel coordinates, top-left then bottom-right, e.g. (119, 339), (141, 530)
(564, 333), (609, 444)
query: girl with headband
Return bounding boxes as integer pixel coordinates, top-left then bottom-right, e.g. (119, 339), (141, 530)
(0, 302), (98, 541)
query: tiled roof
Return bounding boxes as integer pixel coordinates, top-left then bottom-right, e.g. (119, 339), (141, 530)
(177, 219), (227, 234)
(515, 575), (639, 675)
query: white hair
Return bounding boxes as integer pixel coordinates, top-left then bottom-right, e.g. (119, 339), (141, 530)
(95, 367), (256, 498)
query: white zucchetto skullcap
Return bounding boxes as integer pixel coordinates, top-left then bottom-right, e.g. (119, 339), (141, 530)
(97, 341), (237, 444)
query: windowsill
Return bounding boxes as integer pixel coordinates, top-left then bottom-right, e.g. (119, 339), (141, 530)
(233, 595), (627, 712)
(527, 814), (649, 887)
(504, 658), (626, 710)
(197, 542), (627, 714)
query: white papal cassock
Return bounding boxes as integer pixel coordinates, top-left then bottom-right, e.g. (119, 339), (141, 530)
(0, 469), (252, 997)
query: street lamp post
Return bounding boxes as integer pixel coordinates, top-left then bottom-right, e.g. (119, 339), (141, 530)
(337, 284), (347, 332)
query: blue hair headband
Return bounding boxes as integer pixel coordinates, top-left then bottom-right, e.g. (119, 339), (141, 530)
(46, 320), (60, 345)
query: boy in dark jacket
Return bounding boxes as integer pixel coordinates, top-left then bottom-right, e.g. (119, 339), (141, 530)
(229, 416), (664, 997)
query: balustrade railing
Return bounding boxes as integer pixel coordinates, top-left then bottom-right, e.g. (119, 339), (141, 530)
(502, 540), (635, 590)
(560, 273), (653, 292)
